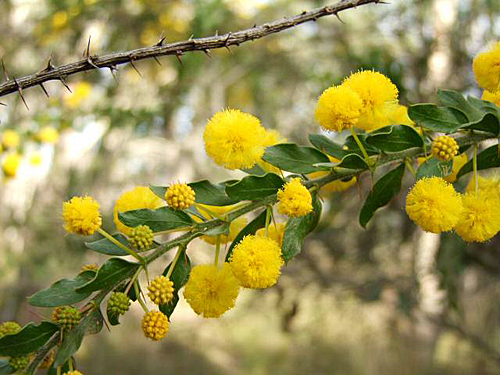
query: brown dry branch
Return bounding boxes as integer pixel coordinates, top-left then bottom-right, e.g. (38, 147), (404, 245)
(0, 0), (381, 100)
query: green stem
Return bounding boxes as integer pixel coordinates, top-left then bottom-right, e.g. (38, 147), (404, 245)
(474, 141), (479, 194)
(125, 267), (142, 295)
(405, 158), (416, 177)
(134, 281), (149, 313)
(97, 228), (144, 263)
(68, 359), (74, 371)
(350, 127), (371, 165)
(154, 226), (193, 236)
(57, 367), (61, 375)
(265, 206), (272, 237)
(214, 235), (221, 267)
(165, 246), (183, 279)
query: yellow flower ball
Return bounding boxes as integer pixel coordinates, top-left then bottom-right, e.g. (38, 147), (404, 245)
(473, 41), (500, 92)
(256, 222), (286, 247)
(203, 109), (267, 170)
(431, 135), (459, 162)
(63, 196), (102, 236)
(184, 263), (240, 318)
(230, 235), (283, 289)
(341, 70), (399, 131)
(2, 153), (21, 177)
(444, 153), (468, 183)
(147, 275), (174, 305)
(114, 187), (163, 236)
(314, 85), (363, 132)
(405, 177), (462, 233)
(30, 152), (43, 166)
(466, 174), (500, 197)
(455, 192), (500, 242)
(141, 310), (169, 341)
(165, 182), (195, 210)
(36, 126), (59, 144)
(482, 90), (500, 106)
(277, 178), (313, 217)
(2, 130), (20, 149)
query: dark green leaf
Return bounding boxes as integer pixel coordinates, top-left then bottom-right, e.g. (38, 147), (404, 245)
(359, 164), (405, 228)
(262, 143), (330, 173)
(460, 112), (500, 134)
(308, 134), (347, 159)
(159, 249), (191, 318)
(335, 153), (369, 170)
(408, 104), (467, 132)
(119, 207), (193, 232)
(0, 321), (59, 356)
(54, 310), (103, 366)
(343, 134), (380, 156)
(204, 222), (230, 237)
(438, 89), (484, 121)
(190, 180), (240, 206)
(225, 173), (284, 201)
(106, 308), (121, 326)
(149, 185), (167, 200)
(27, 271), (96, 307)
(76, 258), (139, 294)
(282, 194), (322, 262)
(0, 360), (15, 375)
(226, 210), (267, 262)
(457, 144), (500, 179)
(240, 164), (267, 176)
(366, 125), (423, 152)
(85, 234), (132, 256)
(416, 158), (453, 180)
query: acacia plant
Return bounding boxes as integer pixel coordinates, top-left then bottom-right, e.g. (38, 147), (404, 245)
(2, 1), (500, 375)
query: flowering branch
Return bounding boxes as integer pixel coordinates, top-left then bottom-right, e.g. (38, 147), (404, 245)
(0, 0), (381, 100)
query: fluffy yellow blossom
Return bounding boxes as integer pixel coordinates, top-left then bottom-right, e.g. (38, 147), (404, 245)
(308, 156), (357, 193)
(2, 130), (20, 149)
(141, 310), (169, 341)
(473, 42), (500, 92)
(2, 153), (21, 177)
(256, 222), (286, 247)
(63, 196), (102, 236)
(482, 90), (500, 106)
(36, 126), (59, 144)
(30, 152), (43, 166)
(444, 153), (468, 183)
(277, 178), (313, 217)
(184, 263), (240, 318)
(455, 192), (500, 242)
(258, 129), (287, 173)
(314, 85), (363, 131)
(114, 187), (163, 236)
(466, 174), (500, 198)
(431, 135), (459, 162)
(165, 182), (195, 210)
(405, 177), (462, 233)
(230, 235), (283, 288)
(341, 70), (399, 131)
(203, 109), (267, 170)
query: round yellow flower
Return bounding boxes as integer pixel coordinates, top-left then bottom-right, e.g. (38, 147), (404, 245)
(431, 135), (459, 162)
(36, 126), (59, 144)
(256, 222), (286, 247)
(184, 263), (240, 318)
(203, 109), (267, 170)
(455, 192), (500, 242)
(466, 174), (500, 197)
(30, 152), (43, 166)
(482, 90), (500, 106)
(165, 182), (195, 210)
(63, 196), (102, 236)
(2, 130), (20, 149)
(2, 153), (21, 177)
(405, 177), (462, 233)
(114, 187), (163, 236)
(473, 41), (500, 92)
(277, 178), (313, 217)
(314, 85), (363, 131)
(147, 275), (174, 305)
(341, 70), (399, 131)
(308, 156), (357, 193)
(230, 235), (283, 289)
(141, 310), (169, 341)
(444, 153), (468, 183)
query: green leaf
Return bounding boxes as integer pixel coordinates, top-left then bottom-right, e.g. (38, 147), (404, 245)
(0, 360), (15, 375)
(150, 181), (239, 206)
(457, 144), (500, 179)
(335, 153), (369, 170)
(54, 310), (103, 366)
(308, 134), (347, 160)
(225, 173), (284, 201)
(0, 321), (59, 356)
(204, 222), (230, 237)
(343, 134), (380, 156)
(149, 185), (167, 200)
(76, 258), (139, 294)
(241, 164), (267, 176)
(84, 233), (131, 256)
(359, 163), (405, 228)
(366, 125), (423, 152)
(282, 194), (322, 262)
(118, 207), (194, 232)
(159, 249), (191, 318)
(225, 210), (267, 262)
(27, 271), (96, 307)
(408, 104), (467, 132)
(416, 158), (453, 180)
(438, 89), (484, 121)
(262, 143), (330, 174)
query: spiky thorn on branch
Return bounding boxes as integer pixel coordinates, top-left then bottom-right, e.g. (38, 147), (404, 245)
(0, 0), (380, 100)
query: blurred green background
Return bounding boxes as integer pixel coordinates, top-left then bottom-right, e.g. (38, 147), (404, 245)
(1, 0), (500, 374)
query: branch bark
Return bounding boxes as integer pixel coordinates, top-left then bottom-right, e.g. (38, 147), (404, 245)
(0, 0), (380, 99)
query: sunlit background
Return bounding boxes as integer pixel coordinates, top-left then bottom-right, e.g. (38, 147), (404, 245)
(1, 0), (500, 374)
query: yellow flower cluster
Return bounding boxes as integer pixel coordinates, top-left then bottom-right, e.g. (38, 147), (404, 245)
(455, 192), (500, 242)
(165, 182), (195, 210)
(141, 310), (169, 341)
(63, 196), (102, 236)
(2, 130), (20, 149)
(277, 178), (313, 217)
(2, 153), (21, 177)
(431, 135), (459, 162)
(36, 126), (59, 144)
(184, 263), (240, 318)
(473, 41), (500, 92)
(147, 275), (174, 305)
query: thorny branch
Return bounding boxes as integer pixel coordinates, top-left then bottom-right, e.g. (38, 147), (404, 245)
(0, 0), (381, 100)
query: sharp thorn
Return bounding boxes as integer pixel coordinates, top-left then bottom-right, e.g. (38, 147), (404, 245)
(59, 76), (72, 93)
(225, 45), (233, 54)
(215, 30), (219, 36)
(155, 36), (166, 47)
(203, 49), (212, 59)
(335, 12), (345, 23)
(109, 65), (118, 81)
(42, 57), (55, 73)
(129, 60), (142, 77)
(0, 102), (6, 107)
(14, 78), (29, 111)
(175, 52), (183, 67)
(39, 82), (50, 97)
(253, 24), (257, 28)
(188, 34), (194, 40)
(153, 56), (162, 66)
(85, 36), (92, 58)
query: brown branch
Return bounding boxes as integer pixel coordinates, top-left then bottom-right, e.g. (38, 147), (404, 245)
(0, 0), (380, 99)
